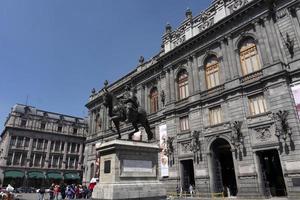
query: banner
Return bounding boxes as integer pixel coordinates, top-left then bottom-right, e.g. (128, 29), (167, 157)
(291, 84), (300, 118)
(159, 124), (168, 177)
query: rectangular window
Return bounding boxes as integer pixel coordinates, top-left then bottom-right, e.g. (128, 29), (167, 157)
(37, 139), (43, 150)
(180, 116), (189, 131)
(50, 141), (54, 152)
(54, 141), (60, 152)
(16, 137), (23, 148)
(24, 138), (30, 148)
(73, 128), (77, 134)
(10, 136), (16, 146)
(52, 156), (58, 168)
(209, 106), (222, 125)
(20, 119), (27, 127)
(57, 126), (62, 132)
(40, 122), (46, 130)
(71, 143), (76, 153)
(7, 153), (13, 166)
(248, 94), (267, 115)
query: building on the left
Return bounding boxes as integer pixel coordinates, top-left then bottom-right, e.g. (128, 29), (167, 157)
(0, 104), (87, 189)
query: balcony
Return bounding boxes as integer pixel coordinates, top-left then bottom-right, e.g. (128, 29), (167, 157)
(240, 70), (263, 84)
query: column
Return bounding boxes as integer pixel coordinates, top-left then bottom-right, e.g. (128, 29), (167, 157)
(26, 138), (33, 167)
(187, 57), (194, 95)
(15, 136), (18, 148)
(192, 55), (200, 92)
(50, 155), (53, 168)
(199, 63), (207, 91)
(39, 155), (42, 167)
(33, 153), (36, 167)
(67, 156), (71, 169)
(11, 152), (15, 166)
(231, 149), (240, 194)
(22, 137), (25, 147)
(170, 68), (176, 102)
(144, 86), (149, 112)
(45, 140), (51, 168)
(206, 152), (213, 193)
(140, 85), (145, 109)
(290, 8), (300, 51)
(19, 153), (23, 166)
(165, 69), (171, 104)
(62, 142), (68, 169)
(220, 38), (232, 81)
(257, 19), (272, 64)
(264, 18), (281, 62)
(228, 37), (239, 78)
(78, 144), (83, 170)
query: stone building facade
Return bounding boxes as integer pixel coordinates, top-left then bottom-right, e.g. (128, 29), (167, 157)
(84, 0), (300, 198)
(0, 104), (87, 188)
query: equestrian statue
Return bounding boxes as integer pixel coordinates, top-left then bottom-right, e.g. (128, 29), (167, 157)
(102, 80), (154, 141)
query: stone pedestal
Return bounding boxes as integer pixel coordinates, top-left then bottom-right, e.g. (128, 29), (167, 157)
(92, 139), (166, 200)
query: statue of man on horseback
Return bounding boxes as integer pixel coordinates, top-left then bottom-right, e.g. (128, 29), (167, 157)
(122, 85), (139, 123)
(102, 80), (154, 142)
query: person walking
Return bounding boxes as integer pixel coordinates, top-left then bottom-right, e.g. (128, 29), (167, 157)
(189, 184), (193, 197)
(37, 188), (45, 200)
(53, 184), (62, 200)
(49, 183), (55, 200)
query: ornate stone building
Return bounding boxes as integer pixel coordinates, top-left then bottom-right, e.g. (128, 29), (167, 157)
(0, 104), (87, 188)
(84, 0), (300, 198)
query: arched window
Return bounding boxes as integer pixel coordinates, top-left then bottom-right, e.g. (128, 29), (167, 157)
(205, 55), (220, 89)
(239, 37), (261, 75)
(90, 163), (95, 179)
(177, 69), (189, 100)
(150, 87), (159, 113)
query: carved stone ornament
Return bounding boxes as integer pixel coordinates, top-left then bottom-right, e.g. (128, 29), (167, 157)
(189, 130), (202, 163)
(162, 136), (175, 166)
(273, 110), (292, 140)
(139, 56), (145, 64)
(181, 142), (191, 153)
(230, 121), (243, 148)
(254, 127), (272, 141)
(272, 110), (295, 153)
(232, 0), (247, 11)
(160, 90), (166, 106)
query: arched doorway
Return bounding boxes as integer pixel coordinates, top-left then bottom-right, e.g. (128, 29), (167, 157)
(209, 138), (237, 197)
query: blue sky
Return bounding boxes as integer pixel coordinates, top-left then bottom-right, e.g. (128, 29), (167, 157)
(0, 0), (211, 127)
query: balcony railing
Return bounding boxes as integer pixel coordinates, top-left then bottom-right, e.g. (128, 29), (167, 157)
(240, 70), (263, 83)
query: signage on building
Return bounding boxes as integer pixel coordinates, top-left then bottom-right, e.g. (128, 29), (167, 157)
(159, 124), (168, 177)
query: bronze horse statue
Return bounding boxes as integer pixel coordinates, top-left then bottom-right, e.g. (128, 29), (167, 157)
(102, 89), (154, 141)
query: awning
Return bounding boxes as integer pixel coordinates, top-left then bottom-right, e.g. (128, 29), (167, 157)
(28, 171), (45, 179)
(64, 173), (81, 180)
(47, 172), (63, 179)
(4, 170), (24, 178)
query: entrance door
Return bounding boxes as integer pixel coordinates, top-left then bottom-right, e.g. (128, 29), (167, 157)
(257, 149), (287, 197)
(210, 138), (237, 197)
(180, 159), (195, 191)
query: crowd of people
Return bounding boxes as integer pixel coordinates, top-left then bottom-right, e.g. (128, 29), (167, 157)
(37, 182), (96, 200)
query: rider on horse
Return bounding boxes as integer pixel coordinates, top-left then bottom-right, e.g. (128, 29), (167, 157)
(122, 85), (139, 123)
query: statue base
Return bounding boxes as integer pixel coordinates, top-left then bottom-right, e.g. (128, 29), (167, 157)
(92, 139), (166, 200)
